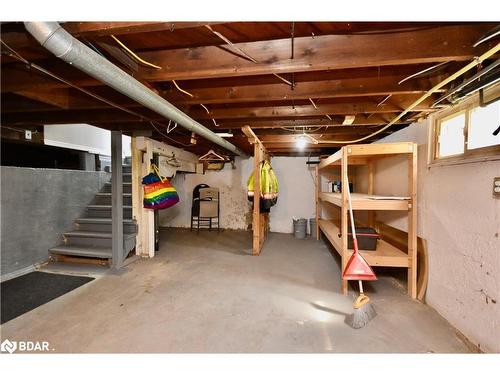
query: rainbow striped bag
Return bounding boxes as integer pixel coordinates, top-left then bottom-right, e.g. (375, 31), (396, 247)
(142, 164), (180, 210)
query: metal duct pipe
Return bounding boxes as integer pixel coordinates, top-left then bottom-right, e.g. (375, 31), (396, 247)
(24, 22), (246, 156)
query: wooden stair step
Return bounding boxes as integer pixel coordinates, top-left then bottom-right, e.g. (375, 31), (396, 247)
(76, 218), (134, 224)
(49, 245), (112, 258)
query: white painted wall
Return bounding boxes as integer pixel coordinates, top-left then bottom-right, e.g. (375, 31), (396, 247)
(268, 157), (316, 233)
(159, 157), (253, 230)
(44, 124), (131, 157)
(159, 156), (316, 233)
(367, 119), (500, 353)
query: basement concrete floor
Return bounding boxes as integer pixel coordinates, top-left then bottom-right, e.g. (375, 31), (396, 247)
(0, 228), (471, 353)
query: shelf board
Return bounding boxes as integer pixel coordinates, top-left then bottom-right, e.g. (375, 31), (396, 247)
(345, 142), (415, 157)
(318, 142), (416, 170)
(318, 149), (343, 169)
(319, 192), (410, 211)
(318, 219), (409, 267)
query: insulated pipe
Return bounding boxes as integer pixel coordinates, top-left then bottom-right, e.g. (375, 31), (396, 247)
(24, 22), (246, 156)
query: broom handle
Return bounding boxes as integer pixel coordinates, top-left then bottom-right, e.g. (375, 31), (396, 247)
(358, 280), (364, 294)
(345, 174), (358, 250)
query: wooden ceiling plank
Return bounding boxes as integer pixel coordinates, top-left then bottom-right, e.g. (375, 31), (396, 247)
(94, 40), (139, 72)
(138, 24), (494, 81)
(258, 132), (394, 143)
(63, 22), (224, 37)
(162, 76), (441, 104)
(212, 118), (407, 129)
(186, 101), (434, 120)
(14, 88), (70, 109)
(1, 110), (414, 128)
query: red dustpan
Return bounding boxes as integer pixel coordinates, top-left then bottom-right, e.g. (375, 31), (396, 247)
(342, 238), (377, 281)
(342, 175), (377, 281)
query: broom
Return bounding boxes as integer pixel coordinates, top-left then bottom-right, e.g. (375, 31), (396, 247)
(343, 175), (377, 329)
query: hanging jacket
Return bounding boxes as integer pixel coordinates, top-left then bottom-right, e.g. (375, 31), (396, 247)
(247, 160), (279, 213)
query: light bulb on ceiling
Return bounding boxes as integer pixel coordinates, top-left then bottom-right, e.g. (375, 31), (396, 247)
(296, 135), (308, 149)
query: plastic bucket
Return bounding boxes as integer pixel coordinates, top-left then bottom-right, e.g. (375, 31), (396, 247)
(293, 218), (307, 239)
(309, 218), (316, 237)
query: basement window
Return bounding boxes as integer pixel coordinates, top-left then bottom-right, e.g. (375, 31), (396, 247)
(431, 86), (500, 164)
(467, 101), (500, 150)
(437, 112), (466, 157)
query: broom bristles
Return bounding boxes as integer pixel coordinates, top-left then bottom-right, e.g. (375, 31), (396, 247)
(345, 302), (377, 329)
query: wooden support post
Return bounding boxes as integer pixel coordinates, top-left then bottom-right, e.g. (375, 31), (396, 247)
(131, 137), (143, 256)
(315, 165), (320, 240)
(253, 142), (262, 255)
(143, 140), (155, 258)
(367, 160), (375, 228)
(243, 125), (271, 256)
(111, 131), (124, 268)
(340, 148), (349, 295)
(408, 147), (418, 298)
(132, 137), (155, 258)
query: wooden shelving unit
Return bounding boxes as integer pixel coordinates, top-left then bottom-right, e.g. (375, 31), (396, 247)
(315, 142), (418, 298)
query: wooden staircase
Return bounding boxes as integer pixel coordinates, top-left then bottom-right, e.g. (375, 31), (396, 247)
(49, 164), (136, 265)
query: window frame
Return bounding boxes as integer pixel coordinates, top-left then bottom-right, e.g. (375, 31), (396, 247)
(429, 83), (500, 166)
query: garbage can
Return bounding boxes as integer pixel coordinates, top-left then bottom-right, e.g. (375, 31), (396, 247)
(309, 218), (317, 237)
(293, 218), (307, 239)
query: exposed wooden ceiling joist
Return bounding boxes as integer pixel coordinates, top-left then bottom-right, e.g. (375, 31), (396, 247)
(186, 101), (434, 120)
(85, 117), (410, 132)
(1, 97), (434, 125)
(138, 25), (494, 82)
(63, 22), (225, 37)
(257, 133), (386, 143)
(210, 117), (409, 129)
(1, 22), (495, 156)
(13, 88), (71, 109)
(162, 76), (442, 105)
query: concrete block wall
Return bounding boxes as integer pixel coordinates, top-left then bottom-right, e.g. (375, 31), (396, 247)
(0, 166), (110, 278)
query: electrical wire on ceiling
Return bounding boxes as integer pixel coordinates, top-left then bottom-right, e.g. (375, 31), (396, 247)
(1, 40), (139, 119)
(200, 103), (211, 114)
(110, 35), (162, 70)
(204, 24), (293, 87)
(317, 42), (500, 144)
(2, 126), (38, 134)
(172, 80), (194, 97)
(398, 61), (449, 85)
(376, 94), (392, 107)
(0, 39), (192, 147)
(432, 58), (500, 107)
(309, 98), (318, 109)
(169, 78), (219, 128)
(199, 103), (218, 126)
(280, 125), (325, 133)
(149, 121), (193, 147)
(473, 25), (500, 47)
(1, 39), (225, 147)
